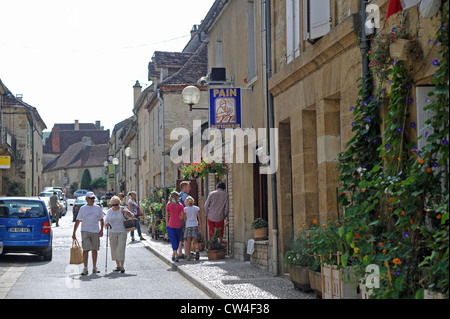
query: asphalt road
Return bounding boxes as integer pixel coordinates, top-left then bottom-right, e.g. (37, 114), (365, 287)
(0, 200), (209, 299)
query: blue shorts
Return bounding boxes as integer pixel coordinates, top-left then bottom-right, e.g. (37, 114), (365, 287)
(166, 227), (181, 251)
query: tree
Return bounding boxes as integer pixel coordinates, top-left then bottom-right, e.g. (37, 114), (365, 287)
(81, 169), (92, 190)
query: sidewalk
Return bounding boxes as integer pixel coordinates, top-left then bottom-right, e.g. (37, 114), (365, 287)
(138, 226), (316, 299)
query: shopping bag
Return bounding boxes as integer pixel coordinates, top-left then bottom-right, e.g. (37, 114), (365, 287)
(70, 238), (83, 265)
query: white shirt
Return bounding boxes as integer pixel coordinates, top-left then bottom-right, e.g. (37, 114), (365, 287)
(184, 205), (200, 228)
(77, 204), (104, 233)
(105, 207), (127, 233)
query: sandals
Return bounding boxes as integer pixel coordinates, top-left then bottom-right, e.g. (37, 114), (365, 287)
(113, 267), (125, 273)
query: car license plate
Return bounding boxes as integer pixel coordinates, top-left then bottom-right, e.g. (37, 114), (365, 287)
(10, 227), (30, 233)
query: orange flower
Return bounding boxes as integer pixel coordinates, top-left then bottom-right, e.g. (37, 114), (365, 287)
(427, 168), (432, 173)
(393, 258), (401, 265)
(313, 219), (317, 224)
(437, 214), (442, 219)
(378, 242), (383, 247)
(389, 197), (394, 203)
(401, 210), (405, 215)
(418, 158), (424, 164)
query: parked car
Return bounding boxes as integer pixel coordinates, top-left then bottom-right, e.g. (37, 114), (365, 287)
(73, 189), (89, 198)
(0, 197), (53, 261)
(72, 195), (101, 222)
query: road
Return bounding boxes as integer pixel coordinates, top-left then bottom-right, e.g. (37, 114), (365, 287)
(0, 199), (209, 299)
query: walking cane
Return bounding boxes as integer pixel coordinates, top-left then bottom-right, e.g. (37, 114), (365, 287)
(105, 225), (111, 273)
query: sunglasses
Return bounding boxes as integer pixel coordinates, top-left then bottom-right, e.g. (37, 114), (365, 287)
(86, 197), (95, 199)
(111, 204), (119, 207)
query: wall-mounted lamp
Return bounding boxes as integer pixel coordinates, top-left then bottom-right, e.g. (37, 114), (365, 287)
(181, 85), (208, 111)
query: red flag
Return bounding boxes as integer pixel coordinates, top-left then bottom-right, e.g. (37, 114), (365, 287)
(385, 0), (403, 22)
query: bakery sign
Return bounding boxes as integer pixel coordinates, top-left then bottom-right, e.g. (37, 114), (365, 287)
(209, 88), (242, 129)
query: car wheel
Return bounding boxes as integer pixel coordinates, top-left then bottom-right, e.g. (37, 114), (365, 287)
(42, 248), (52, 261)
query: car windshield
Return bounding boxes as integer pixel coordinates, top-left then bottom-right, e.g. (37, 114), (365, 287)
(0, 200), (46, 218)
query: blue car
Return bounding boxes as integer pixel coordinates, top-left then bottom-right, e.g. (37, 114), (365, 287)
(0, 197), (53, 261)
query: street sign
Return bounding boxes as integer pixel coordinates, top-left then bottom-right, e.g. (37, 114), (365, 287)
(0, 156), (11, 169)
(209, 88), (242, 129)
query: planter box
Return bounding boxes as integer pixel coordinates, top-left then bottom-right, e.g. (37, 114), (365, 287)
(207, 249), (226, 260)
(389, 38), (411, 61)
(253, 227), (268, 240)
(289, 265), (312, 292)
(322, 264), (361, 299)
(424, 289), (447, 299)
(308, 270), (322, 298)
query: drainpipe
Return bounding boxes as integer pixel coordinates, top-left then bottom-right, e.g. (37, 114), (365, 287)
(157, 87), (166, 200)
(261, 0), (279, 276)
(361, 0), (369, 87)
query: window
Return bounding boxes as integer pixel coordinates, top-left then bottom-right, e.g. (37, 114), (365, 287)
(286, 0), (300, 63)
(303, 0), (331, 41)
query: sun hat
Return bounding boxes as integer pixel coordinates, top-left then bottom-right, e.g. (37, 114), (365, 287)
(86, 191), (95, 198)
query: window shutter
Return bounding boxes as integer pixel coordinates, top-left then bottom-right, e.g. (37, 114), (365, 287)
(293, 0), (301, 58)
(286, 0), (294, 63)
(308, 0), (331, 40)
(416, 86), (435, 151)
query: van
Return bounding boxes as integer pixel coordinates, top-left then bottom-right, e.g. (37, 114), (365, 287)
(0, 197), (53, 261)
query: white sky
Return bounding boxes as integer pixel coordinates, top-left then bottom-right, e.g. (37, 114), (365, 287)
(0, 0), (215, 133)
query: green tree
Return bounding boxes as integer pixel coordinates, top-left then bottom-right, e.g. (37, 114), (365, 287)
(81, 169), (92, 190)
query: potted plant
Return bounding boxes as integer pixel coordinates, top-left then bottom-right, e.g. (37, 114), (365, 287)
(284, 231), (314, 292)
(206, 228), (226, 260)
(251, 218), (268, 240)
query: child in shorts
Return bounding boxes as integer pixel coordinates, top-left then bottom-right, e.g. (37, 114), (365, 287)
(183, 196), (202, 261)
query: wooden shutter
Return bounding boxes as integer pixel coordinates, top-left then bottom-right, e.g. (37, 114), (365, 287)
(306, 0), (331, 40)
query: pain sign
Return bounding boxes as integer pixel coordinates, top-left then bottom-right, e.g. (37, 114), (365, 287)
(209, 88), (242, 129)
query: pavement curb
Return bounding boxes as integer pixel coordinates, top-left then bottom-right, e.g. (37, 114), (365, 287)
(143, 242), (228, 299)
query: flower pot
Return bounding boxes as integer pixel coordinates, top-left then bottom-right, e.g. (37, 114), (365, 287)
(308, 270), (322, 298)
(389, 38), (411, 61)
(289, 265), (312, 292)
(253, 227), (268, 240)
(207, 249), (226, 260)
(322, 264), (361, 299)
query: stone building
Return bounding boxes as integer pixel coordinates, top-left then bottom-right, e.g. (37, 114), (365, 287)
(0, 78), (46, 196)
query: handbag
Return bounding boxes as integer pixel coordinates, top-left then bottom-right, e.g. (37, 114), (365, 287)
(123, 214), (138, 232)
(70, 238), (83, 265)
(137, 206), (143, 217)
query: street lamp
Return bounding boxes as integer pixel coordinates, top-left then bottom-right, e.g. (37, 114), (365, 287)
(181, 86), (207, 111)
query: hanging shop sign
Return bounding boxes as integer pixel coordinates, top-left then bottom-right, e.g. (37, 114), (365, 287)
(209, 88), (242, 129)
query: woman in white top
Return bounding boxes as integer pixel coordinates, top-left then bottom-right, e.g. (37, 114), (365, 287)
(183, 196), (202, 261)
(105, 196), (134, 273)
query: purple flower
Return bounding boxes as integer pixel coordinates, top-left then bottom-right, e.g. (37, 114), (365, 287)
(351, 122), (355, 127)
(392, 27), (396, 32)
(372, 138), (377, 143)
(407, 97), (413, 103)
(367, 118), (372, 123)
(403, 232), (409, 238)
(410, 122), (416, 128)
(385, 143), (390, 149)
(432, 162), (439, 168)
(350, 106), (354, 111)
(389, 80), (392, 85)
(443, 139), (449, 145)
(396, 127), (402, 133)
(395, 271), (400, 276)
(432, 59), (440, 66)
(425, 131), (429, 138)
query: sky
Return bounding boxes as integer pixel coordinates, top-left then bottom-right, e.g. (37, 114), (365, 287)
(0, 0), (215, 133)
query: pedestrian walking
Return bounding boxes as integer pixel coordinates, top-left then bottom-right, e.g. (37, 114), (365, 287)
(166, 191), (184, 262)
(49, 191), (62, 227)
(204, 181), (229, 240)
(105, 196), (134, 273)
(183, 196), (202, 261)
(128, 191), (144, 241)
(178, 181), (190, 258)
(72, 191), (104, 276)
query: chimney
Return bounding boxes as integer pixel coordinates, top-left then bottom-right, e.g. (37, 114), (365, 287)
(95, 121), (101, 129)
(74, 120), (79, 131)
(133, 80), (142, 106)
(81, 136), (93, 150)
(190, 24), (199, 39)
(52, 127), (60, 153)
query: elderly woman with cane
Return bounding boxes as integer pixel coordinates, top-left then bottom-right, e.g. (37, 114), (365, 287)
(105, 196), (134, 273)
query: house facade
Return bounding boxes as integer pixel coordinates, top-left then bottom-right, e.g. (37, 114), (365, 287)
(0, 78), (46, 196)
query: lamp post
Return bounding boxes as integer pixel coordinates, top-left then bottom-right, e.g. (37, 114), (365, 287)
(181, 86), (207, 111)
(124, 147), (137, 194)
